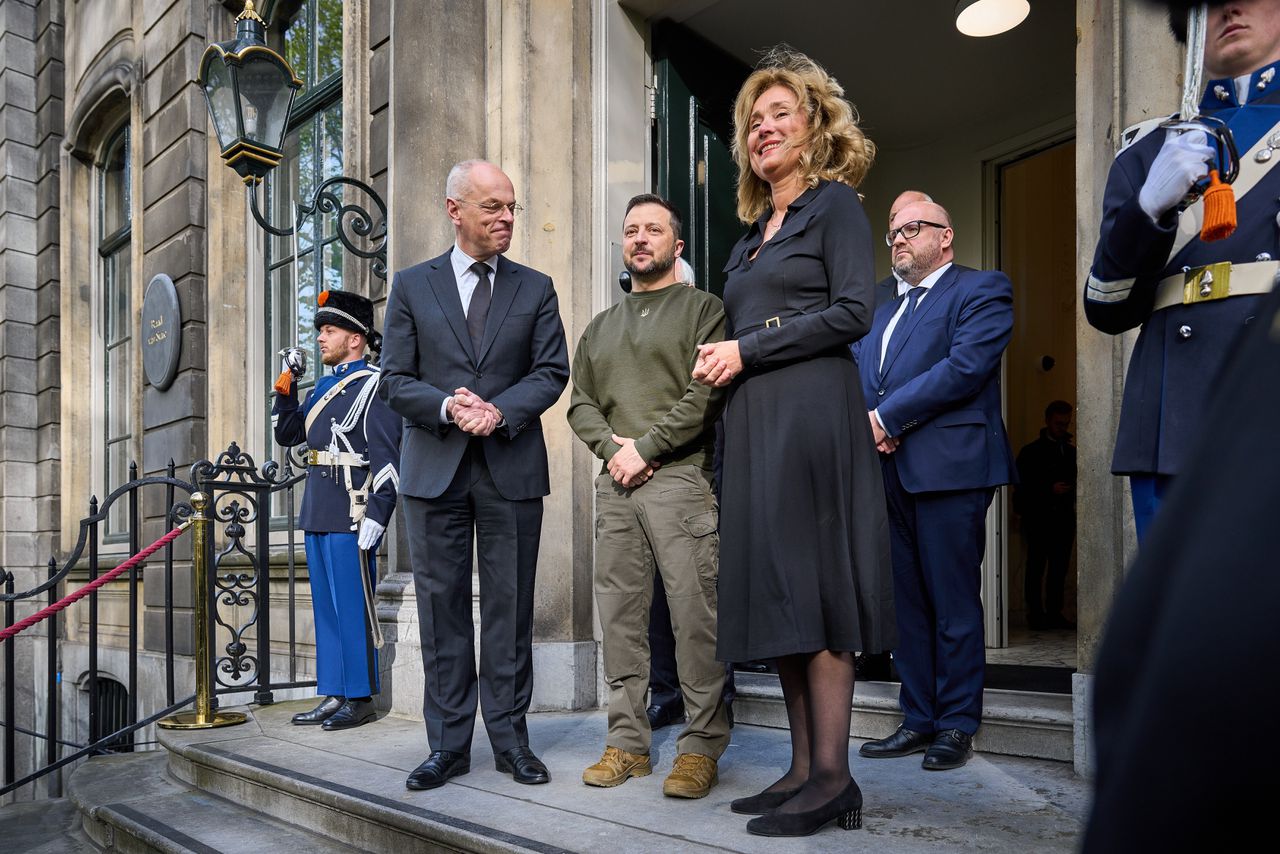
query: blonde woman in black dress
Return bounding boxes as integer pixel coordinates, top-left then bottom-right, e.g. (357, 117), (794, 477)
(693, 48), (894, 837)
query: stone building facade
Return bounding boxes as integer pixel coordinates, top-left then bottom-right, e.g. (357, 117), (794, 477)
(0, 0), (1190, 794)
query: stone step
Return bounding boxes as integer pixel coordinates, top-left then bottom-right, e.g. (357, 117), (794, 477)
(154, 700), (1086, 854)
(65, 751), (352, 854)
(0, 795), (99, 853)
(732, 674), (1074, 762)
(159, 716), (610, 853)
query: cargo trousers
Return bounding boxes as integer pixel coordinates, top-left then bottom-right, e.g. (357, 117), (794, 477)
(593, 465), (730, 758)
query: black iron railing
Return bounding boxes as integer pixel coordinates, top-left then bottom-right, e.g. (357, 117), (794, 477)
(0, 441), (313, 798)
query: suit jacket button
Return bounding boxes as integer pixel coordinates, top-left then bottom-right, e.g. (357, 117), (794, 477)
(1178, 324), (1192, 339)
(878, 388), (885, 396)
(475, 371), (483, 379)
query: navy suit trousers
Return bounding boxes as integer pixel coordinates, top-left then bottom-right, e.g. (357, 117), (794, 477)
(882, 454), (992, 735)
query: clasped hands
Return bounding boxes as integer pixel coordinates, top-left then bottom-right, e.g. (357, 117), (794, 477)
(869, 411), (900, 455)
(448, 387), (502, 436)
(608, 435), (657, 488)
(692, 340), (743, 387)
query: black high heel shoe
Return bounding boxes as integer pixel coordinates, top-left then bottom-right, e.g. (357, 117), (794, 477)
(729, 787), (801, 815)
(745, 780), (863, 837)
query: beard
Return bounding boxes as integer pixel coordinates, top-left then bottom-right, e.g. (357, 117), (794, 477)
(893, 241), (942, 284)
(320, 342), (351, 366)
(625, 247), (677, 278)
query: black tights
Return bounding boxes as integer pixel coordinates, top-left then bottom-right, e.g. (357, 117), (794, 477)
(761, 649), (856, 813)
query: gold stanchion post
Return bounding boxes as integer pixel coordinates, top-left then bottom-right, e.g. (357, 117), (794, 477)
(159, 492), (247, 729)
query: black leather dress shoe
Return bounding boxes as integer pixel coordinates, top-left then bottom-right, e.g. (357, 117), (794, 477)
(406, 751), (471, 790)
(292, 695), (344, 725)
(646, 701), (686, 731)
(858, 726), (933, 758)
(922, 729), (973, 771)
(495, 746), (550, 785)
(321, 697), (377, 731)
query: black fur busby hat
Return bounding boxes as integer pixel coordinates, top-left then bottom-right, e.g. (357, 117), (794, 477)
(315, 290), (382, 352)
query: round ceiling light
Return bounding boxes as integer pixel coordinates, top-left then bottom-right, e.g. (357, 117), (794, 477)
(955, 0), (1031, 38)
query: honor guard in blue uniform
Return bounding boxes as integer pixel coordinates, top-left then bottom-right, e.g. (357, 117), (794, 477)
(273, 290), (401, 730)
(1085, 1), (1280, 539)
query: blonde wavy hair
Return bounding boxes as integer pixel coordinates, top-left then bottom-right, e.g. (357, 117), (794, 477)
(731, 46), (876, 224)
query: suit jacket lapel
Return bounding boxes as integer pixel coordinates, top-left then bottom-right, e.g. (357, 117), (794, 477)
(427, 255), (476, 363)
(879, 265), (961, 380)
(476, 257), (520, 365)
(869, 300), (895, 382)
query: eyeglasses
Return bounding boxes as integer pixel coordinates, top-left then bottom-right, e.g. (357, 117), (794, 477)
(454, 198), (524, 216)
(885, 220), (948, 246)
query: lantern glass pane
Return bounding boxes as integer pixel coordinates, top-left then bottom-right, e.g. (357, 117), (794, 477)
(202, 56), (240, 150)
(236, 54), (295, 151)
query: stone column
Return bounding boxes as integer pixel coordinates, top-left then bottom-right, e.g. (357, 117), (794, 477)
(1074, 0), (1181, 774)
(0, 0), (62, 800)
(377, 0), (491, 719)
(376, 0), (599, 718)
(486, 0), (597, 711)
(139, 0), (210, 656)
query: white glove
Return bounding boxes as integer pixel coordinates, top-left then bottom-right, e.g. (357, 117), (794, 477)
(1138, 129), (1214, 222)
(357, 517), (385, 551)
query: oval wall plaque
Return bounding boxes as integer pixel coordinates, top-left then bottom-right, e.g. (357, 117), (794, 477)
(141, 274), (182, 391)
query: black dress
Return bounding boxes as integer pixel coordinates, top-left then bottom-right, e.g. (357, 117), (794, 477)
(716, 180), (896, 661)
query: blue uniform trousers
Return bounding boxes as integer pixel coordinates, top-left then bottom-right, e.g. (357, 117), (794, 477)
(305, 532), (379, 698)
(1130, 474), (1173, 544)
(882, 455), (992, 735)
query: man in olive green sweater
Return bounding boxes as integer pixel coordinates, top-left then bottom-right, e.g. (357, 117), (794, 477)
(568, 194), (729, 799)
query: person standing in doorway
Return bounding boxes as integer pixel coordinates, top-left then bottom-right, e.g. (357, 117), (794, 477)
(1014, 400), (1076, 630)
(856, 201), (1015, 772)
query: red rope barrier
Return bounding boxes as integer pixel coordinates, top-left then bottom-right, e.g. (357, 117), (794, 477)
(0, 524), (190, 644)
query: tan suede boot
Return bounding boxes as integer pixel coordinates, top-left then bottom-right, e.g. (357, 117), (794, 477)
(582, 746), (652, 787)
(662, 753), (718, 798)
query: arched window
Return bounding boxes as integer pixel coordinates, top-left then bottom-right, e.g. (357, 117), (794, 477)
(99, 125), (133, 537)
(264, 0), (344, 464)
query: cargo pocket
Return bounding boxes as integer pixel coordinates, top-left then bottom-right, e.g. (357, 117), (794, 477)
(682, 508), (720, 605)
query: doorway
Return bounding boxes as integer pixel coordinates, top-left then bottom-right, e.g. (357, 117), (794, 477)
(633, 2), (1078, 690)
(988, 139), (1078, 679)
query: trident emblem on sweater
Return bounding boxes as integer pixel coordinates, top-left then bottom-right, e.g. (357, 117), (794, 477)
(640, 308), (650, 317)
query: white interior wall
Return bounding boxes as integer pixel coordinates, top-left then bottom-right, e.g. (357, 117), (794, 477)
(861, 108), (1076, 277)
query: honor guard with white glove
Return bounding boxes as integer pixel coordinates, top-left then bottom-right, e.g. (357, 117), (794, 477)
(1085, 1), (1280, 539)
(273, 289), (401, 731)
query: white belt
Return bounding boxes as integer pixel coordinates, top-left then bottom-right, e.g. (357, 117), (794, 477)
(1153, 260), (1278, 313)
(307, 450), (368, 468)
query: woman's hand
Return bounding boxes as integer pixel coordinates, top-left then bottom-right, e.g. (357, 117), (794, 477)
(693, 340), (743, 387)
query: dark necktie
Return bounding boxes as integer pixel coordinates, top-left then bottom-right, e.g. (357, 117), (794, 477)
(883, 286), (926, 371)
(892, 286), (925, 339)
(467, 261), (492, 355)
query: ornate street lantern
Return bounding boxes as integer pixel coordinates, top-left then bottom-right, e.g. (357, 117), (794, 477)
(197, 0), (302, 185)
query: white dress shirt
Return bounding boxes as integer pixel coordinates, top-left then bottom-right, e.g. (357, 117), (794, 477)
(874, 261), (953, 436)
(441, 245), (500, 423)
(878, 262), (952, 371)
(450, 244), (498, 314)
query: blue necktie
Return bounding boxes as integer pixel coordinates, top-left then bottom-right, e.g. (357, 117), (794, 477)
(889, 286), (925, 349)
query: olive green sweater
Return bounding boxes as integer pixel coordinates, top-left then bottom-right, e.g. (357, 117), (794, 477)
(568, 283), (726, 471)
